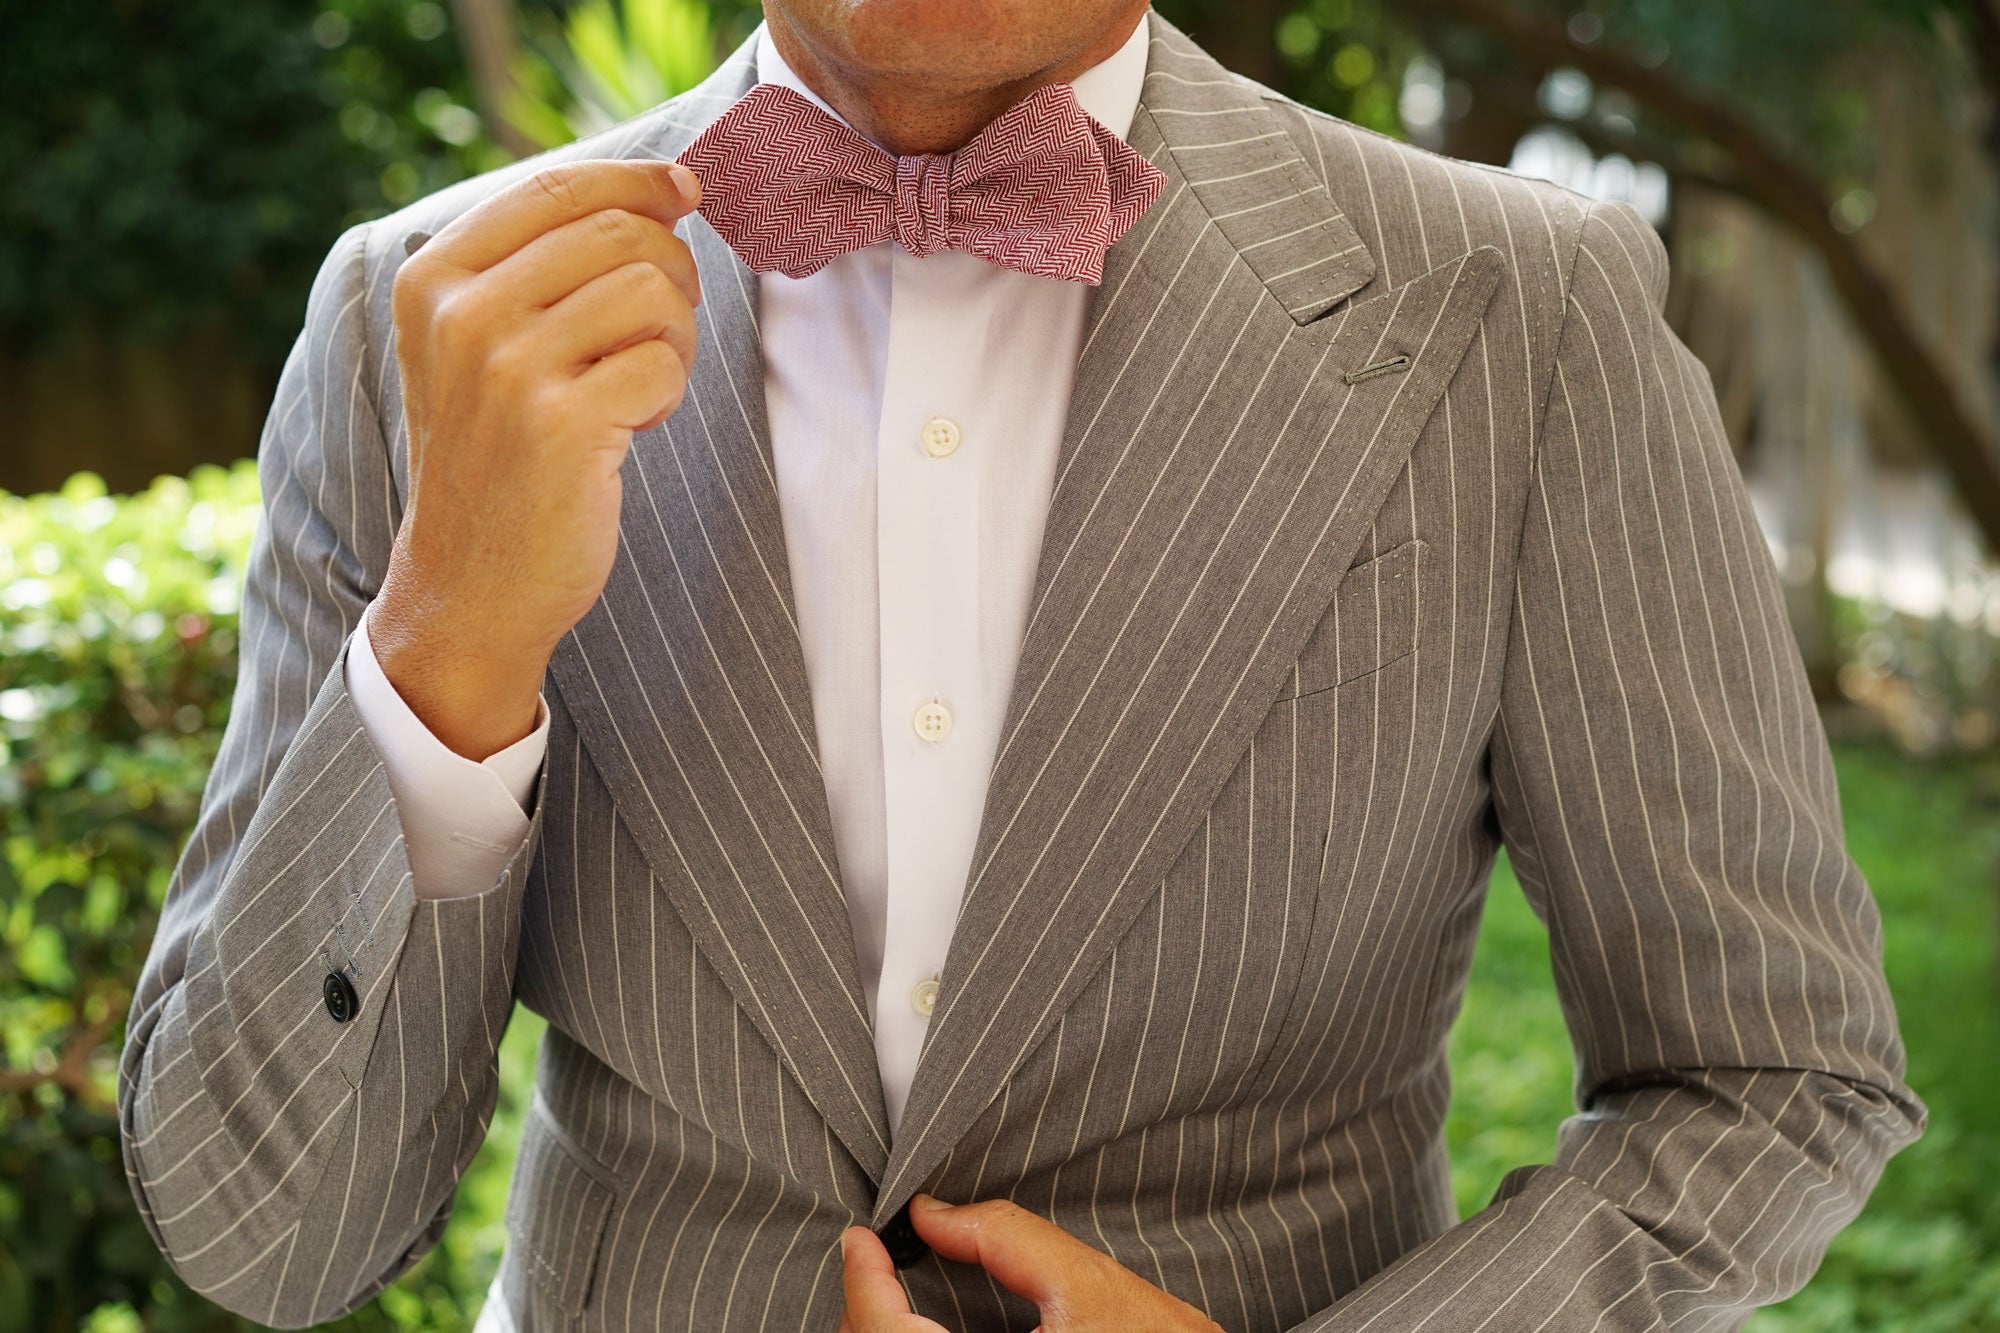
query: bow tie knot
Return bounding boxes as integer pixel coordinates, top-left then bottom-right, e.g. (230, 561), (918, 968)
(893, 152), (955, 259)
(680, 81), (1167, 284)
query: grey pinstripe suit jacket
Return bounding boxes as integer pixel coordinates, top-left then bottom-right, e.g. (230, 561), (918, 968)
(119, 14), (1924, 1331)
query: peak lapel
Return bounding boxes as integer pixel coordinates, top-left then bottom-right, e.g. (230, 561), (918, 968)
(546, 43), (893, 1180)
(875, 16), (1504, 1218)
(1138, 18), (1376, 321)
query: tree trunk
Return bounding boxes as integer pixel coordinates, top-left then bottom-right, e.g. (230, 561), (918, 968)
(1416, 0), (2000, 557)
(1954, 0), (2000, 399)
(449, 0), (536, 160)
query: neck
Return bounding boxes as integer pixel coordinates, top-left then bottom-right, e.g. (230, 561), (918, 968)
(762, 6), (1150, 156)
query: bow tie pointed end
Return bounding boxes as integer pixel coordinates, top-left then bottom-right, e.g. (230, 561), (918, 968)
(677, 83), (1166, 285)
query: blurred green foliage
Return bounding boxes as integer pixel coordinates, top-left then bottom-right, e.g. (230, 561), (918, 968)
(0, 467), (255, 1329)
(0, 0), (505, 367)
(510, 0), (722, 148)
(1448, 0), (1969, 211)
(1267, 0), (1425, 133)
(0, 467), (545, 1331)
(1520, 0), (1956, 167)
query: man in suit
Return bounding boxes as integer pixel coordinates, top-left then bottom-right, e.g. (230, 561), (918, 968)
(119, 0), (1924, 1328)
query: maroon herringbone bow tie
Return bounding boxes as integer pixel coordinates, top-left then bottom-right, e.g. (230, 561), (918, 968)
(678, 82), (1166, 285)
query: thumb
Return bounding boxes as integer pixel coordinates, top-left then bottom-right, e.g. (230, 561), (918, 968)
(661, 158), (705, 219)
(840, 1226), (915, 1327)
(908, 1196), (1102, 1308)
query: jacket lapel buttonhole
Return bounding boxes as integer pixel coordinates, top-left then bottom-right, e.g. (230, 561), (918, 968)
(1343, 354), (1413, 386)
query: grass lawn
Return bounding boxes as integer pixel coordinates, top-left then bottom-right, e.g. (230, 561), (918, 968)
(1445, 739), (2000, 1331)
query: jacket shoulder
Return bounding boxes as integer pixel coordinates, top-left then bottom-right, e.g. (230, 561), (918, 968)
(1253, 86), (1600, 306)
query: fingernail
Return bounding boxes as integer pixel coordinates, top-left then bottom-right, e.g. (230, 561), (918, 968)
(910, 1193), (947, 1212)
(839, 1229), (855, 1258)
(672, 165), (702, 206)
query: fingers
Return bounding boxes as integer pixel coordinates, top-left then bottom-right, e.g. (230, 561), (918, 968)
(907, 1195), (1103, 1307)
(491, 206), (701, 311)
(839, 1227), (915, 1330)
(541, 260), (697, 372)
(417, 159), (702, 275)
(574, 337), (688, 431)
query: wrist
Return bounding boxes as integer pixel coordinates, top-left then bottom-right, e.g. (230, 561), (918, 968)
(367, 589), (551, 762)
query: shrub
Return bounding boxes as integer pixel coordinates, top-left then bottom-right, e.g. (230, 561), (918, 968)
(0, 466), (257, 1328)
(0, 465), (528, 1332)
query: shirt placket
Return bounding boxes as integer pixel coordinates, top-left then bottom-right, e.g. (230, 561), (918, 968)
(871, 249), (990, 1134)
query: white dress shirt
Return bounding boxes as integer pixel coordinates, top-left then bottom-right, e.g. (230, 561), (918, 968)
(346, 17), (1150, 1136)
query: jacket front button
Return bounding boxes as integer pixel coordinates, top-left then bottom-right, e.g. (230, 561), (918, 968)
(877, 1202), (930, 1269)
(323, 970), (359, 1024)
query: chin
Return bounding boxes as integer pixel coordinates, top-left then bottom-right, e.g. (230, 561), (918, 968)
(786, 0), (1098, 87)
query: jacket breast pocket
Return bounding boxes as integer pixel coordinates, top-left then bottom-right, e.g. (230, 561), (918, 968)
(1271, 538), (1425, 704)
(501, 1095), (616, 1328)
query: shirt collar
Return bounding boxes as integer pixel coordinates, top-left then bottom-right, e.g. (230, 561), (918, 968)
(751, 15), (1150, 152)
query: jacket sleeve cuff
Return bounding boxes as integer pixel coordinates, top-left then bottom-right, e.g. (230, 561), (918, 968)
(345, 605), (549, 898)
(131, 640), (545, 1278)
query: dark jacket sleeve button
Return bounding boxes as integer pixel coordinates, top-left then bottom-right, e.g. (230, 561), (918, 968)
(323, 970), (359, 1024)
(876, 1201), (930, 1269)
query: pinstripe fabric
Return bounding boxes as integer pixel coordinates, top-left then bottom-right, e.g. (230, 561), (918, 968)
(119, 14), (1923, 1331)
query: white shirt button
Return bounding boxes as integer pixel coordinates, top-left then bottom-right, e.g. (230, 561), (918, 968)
(910, 977), (940, 1018)
(920, 417), (962, 459)
(912, 699), (953, 743)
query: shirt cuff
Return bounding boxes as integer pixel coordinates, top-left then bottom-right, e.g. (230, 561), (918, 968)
(345, 607), (550, 899)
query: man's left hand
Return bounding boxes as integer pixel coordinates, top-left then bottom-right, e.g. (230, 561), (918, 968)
(836, 1195), (1224, 1332)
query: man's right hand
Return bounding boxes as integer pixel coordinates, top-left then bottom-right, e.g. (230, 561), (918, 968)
(369, 159), (704, 761)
